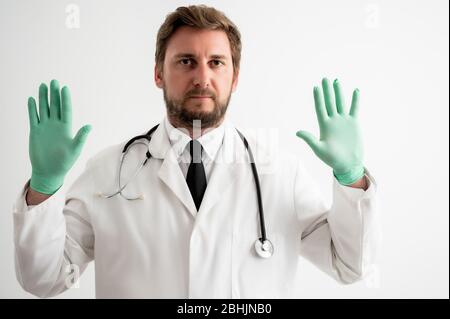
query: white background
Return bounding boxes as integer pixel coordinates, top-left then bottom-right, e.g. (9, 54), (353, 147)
(0, 0), (448, 298)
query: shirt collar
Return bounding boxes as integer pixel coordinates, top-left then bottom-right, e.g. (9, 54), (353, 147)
(164, 116), (226, 162)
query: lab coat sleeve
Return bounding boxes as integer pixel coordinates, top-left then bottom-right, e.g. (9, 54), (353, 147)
(294, 160), (380, 284)
(12, 160), (95, 298)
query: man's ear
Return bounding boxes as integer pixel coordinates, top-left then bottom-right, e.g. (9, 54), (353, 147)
(154, 65), (164, 89)
(231, 68), (239, 92)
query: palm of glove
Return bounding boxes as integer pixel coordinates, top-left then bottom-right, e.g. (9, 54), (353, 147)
(296, 78), (364, 184)
(29, 120), (77, 179)
(313, 113), (363, 174)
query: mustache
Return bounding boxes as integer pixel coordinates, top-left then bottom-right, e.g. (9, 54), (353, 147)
(185, 89), (216, 99)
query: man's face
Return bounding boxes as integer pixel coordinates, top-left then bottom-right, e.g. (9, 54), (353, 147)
(155, 26), (239, 129)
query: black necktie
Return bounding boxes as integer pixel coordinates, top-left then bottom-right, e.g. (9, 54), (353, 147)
(186, 139), (207, 211)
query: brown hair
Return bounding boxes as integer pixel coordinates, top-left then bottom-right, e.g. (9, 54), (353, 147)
(155, 5), (242, 76)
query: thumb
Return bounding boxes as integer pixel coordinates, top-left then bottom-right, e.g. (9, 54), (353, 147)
(296, 130), (320, 151)
(73, 124), (92, 151)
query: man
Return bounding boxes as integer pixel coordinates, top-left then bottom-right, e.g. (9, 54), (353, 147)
(14, 5), (379, 298)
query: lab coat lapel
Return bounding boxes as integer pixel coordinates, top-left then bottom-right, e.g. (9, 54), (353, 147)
(148, 119), (247, 218)
(148, 120), (198, 217)
(197, 123), (246, 217)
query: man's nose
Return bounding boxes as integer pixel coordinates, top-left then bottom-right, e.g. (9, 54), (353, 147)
(192, 63), (211, 88)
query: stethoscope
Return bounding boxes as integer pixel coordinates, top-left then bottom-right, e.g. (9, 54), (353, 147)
(97, 124), (274, 259)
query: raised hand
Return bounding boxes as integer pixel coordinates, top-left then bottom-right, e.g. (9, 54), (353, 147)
(28, 80), (92, 194)
(296, 78), (364, 185)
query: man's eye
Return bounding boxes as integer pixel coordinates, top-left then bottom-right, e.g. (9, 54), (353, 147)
(180, 59), (192, 65)
(211, 60), (224, 66)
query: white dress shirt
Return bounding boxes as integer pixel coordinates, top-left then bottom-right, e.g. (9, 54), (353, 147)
(164, 116), (226, 182)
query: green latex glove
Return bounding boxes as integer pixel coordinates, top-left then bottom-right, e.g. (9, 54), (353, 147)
(27, 80), (92, 194)
(296, 78), (364, 185)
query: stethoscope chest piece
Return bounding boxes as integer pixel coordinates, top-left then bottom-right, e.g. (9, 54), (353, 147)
(254, 238), (274, 258)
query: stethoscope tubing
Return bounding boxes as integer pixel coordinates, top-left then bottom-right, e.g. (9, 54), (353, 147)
(100, 123), (273, 258)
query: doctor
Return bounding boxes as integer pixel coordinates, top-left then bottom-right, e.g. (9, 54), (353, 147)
(14, 5), (379, 298)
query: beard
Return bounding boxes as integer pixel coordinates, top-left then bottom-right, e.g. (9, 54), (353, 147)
(163, 86), (232, 129)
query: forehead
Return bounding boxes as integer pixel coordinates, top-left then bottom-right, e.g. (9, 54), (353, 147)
(165, 26), (232, 59)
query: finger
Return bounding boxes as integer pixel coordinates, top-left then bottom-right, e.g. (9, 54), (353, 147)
(27, 97), (39, 127)
(73, 124), (92, 152)
(50, 79), (61, 120)
(333, 79), (346, 115)
(296, 130), (320, 153)
(349, 88), (360, 117)
(38, 83), (49, 122)
(61, 86), (72, 124)
(322, 77), (336, 116)
(313, 86), (327, 125)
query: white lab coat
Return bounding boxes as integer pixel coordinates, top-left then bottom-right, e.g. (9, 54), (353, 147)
(13, 117), (379, 298)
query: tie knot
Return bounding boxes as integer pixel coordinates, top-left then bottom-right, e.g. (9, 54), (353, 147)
(188, 139), (203, 163)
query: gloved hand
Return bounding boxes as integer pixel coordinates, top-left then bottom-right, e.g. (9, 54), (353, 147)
(27, 80), (92, 194)
(296, 78), (364, 185)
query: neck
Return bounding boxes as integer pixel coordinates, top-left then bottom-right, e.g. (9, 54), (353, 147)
(167, 115), (224, 139)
